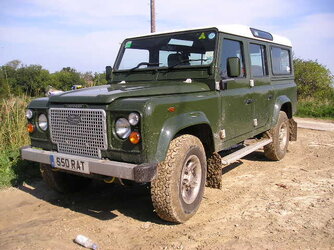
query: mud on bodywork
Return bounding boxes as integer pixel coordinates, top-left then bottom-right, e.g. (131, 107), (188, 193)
(206, 152), (223, 189)
(289, 118), (298, 141)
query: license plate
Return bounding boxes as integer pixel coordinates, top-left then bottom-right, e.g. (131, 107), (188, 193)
(50, 154), (90, 174)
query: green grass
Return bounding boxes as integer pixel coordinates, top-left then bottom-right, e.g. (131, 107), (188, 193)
(0, 97), (40, 188)
(296, 99), (334, 120)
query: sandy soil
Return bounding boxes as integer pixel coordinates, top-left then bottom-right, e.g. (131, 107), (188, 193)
(0, 128), (333, 250)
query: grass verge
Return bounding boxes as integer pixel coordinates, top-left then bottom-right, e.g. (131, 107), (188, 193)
(296, 99), (334, 120)
(0, 96), (40, 188)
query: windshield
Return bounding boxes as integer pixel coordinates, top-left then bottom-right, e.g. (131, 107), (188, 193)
(115, 29), (217, 71)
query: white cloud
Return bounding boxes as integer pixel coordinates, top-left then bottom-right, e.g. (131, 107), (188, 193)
(156, 0), (304, 29)
(15, 0), (150, 27)
(1, 0), (333, 73)
(278, 13), (334, 73)
(0, 25), (136, 72)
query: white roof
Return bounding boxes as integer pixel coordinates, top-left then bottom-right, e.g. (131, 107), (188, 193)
(217, 24), (292, 47)
(133, 24), (292, 47)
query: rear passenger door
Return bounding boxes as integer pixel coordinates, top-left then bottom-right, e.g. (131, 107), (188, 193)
(248, 42), (274, 129)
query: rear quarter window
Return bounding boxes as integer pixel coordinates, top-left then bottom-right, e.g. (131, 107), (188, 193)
(271, 47), (291, 75)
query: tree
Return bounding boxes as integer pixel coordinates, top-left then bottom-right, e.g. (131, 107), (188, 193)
(5, 60), (22, 70)
(0, 61), (110, 97)
(50, 67), (85, 90)
(293, 58), (334, 100)
(16, 65), (51, 96)
(81, 72), (95, 87)
(93, 72), (107, 86)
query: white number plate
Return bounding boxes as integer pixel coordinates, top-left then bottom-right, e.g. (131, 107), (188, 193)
(50, 154), (90, 174)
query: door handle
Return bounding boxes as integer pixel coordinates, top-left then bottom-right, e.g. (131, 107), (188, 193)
(244, 99), (254, 105)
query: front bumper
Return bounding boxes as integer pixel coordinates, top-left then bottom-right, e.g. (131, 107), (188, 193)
(21, 146), (157, 183)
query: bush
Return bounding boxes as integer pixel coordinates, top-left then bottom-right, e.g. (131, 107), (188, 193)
(294, 58), (334, 100)
(294, 58), (334, 119)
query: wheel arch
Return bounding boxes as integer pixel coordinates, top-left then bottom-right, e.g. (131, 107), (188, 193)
(175, 124), (215, 158)
(155, 112), (215, 162)
(271, 95), (293, 126)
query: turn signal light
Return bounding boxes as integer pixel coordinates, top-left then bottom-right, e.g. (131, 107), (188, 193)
(129, 131), (140, 144)
(27, 123), (35, 133)
(168, 107), (176, 112)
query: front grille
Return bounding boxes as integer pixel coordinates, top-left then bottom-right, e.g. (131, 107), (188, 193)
(49, 108), (107, 158)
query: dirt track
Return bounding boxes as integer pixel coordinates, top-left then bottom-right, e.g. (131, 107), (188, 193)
(0, 127), (333, 249)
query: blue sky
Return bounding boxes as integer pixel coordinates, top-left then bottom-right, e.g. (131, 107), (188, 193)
(1, 0), (334, 74)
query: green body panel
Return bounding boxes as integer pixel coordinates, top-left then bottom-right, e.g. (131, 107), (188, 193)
(26, 29), (297, 167)
(48, 81), (211, 104)
(141, 92), (221, 162)
(220, 79), (254, 141)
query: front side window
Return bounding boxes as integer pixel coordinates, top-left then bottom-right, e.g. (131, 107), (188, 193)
(271, 47), (291, 75)
(249, 44), (268, 77)
(116, 29), (217, 71)
(220, 39), (245, 78)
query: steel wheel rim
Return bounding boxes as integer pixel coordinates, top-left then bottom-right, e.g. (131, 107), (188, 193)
(180, 155), (202, 204)
(279, 122), (288, 150)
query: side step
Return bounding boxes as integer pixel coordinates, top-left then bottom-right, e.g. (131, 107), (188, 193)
(221, 138), (272, 165)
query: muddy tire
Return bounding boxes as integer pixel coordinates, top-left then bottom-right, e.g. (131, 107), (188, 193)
(40, 164), (91, 193)
(264, 111), (290, 161)
(151, 135), (207, 223)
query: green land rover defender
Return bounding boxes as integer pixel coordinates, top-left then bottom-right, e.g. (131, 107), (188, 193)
(21, 25), (297, 223)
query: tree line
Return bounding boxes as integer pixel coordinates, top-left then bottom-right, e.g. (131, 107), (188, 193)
(0, 60), (107, 97)
(0, 58), (333, 100)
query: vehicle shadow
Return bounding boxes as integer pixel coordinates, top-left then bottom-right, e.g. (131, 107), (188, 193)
(10, 158), (41, 186)
(16, 150), (270, 224)
(219, 150), (270, 175)
(242, 150), (270, 162)
(221, 161), (243, 175)
(18, 179), (171, 225)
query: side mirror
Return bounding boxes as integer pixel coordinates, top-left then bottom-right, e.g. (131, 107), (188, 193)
(106, 66), (112, 81)
(227, 57), (240, 78)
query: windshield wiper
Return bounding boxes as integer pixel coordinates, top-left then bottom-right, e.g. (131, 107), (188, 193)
(128, 62), (160, 72)
(168, 58), (208, 69)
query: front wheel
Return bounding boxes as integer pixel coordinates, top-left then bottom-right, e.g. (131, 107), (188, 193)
(264, 111), (290, 161)
(150, 135), (207, 223)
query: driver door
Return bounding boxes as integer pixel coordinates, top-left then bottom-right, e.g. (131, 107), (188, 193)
(219, 37), (254, 142)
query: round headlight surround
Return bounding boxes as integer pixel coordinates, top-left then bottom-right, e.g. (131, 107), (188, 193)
(128, 112), (140, 126)
(115, 118), (131, 139)
(38, 114), (48, 131)
(26, 109), (33, 119)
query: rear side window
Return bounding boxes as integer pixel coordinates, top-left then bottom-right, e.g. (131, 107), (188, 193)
(249, 44), (268, 77)
(271, 47), (291, 75)
(220, 39), (245, 78)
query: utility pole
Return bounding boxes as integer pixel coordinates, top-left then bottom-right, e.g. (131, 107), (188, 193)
(150, 0), (156, 33)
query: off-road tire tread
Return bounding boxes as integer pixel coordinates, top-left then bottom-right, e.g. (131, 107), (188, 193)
(151, 135), (205, 223)
(264, 111), (289, 161)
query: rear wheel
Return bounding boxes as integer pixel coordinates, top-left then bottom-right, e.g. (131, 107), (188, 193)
(40, 164), (91, 193)
(151, 135), (207, 223)
(264, 111), (290, 161)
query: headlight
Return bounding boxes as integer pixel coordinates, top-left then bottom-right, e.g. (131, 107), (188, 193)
(38, 114), (48, 131)
(26, 109), (33, 119)
(115, 118), (131, 139)
(128, 112), (140, 126)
